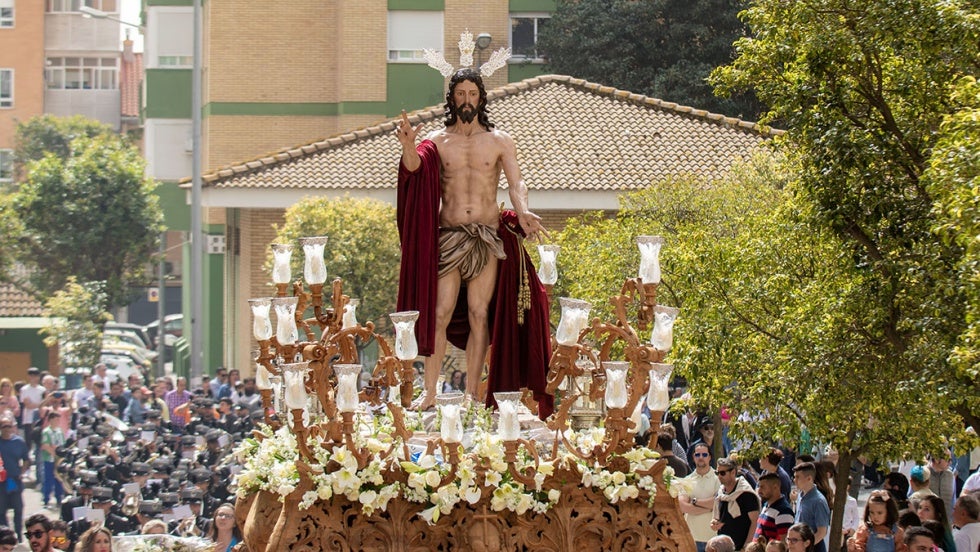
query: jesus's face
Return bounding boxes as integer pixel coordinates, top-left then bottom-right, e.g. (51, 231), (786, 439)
(453, 80), (480, 123)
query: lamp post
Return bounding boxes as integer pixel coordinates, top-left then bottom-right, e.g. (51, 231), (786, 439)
(79, 6), (144, 29)
(190, 0), (203, 383)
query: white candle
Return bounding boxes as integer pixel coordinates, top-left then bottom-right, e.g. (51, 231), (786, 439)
(390, 311), (419, 360)
(637, 236), (665, 284)
(273, 298), (299, 345)
(342, 299), (359, 329)
(282, 363), (308, 410)
(556, 298), (592, 346)
(440, 404), (463, 443)
(603, 362), (629, 409)
(255, 363), (272, 391)
(250, 299), (272, 340)
(300, 237), (328, 285)
(271, 244), (293, 285)
(497, 400), (520, 441)
(537, 245), (559, 285)
(650, 306), (680, 352)
(646, 363), (673, 411)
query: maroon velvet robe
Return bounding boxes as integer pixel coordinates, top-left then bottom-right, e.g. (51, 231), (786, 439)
(396, 139), (554, 418)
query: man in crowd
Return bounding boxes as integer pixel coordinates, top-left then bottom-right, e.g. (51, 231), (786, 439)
(39, 411), (64, 508)
(904, 526), (937, 552)
(908, 465), (936, 507)
(0, 414), (29, 541)
(165, 377), (193, 430)
(759, 447), (792, 500)
(655, 429), (690, 477)
(710, 457), (760, 550)
(679, 442), (721, 551)
(23, 513), (53, 552)
(754, 472), (795, 544)
(18, 367), (44, 484)
(793, 461), (830, 552)
(953, 493), (980, 552)
(928, 454), (956, 519)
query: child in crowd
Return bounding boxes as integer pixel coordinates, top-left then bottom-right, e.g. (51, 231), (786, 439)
(846, 490), (905, 552)
(765, 541), (788, 552)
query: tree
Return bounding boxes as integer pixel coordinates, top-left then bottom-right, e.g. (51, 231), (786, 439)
(553, 153), (973, 547)
(274, 196), (401, 336)
(10, 129), (164, 310)
(14, 114), (117, 174)
(537, 0), (763, 119)
(40, 277), (110, 369)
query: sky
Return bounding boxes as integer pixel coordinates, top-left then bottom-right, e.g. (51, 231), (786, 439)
(120, 0), (144, 53)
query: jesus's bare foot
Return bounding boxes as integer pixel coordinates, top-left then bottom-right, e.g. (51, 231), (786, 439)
(412, 393), (436, 412)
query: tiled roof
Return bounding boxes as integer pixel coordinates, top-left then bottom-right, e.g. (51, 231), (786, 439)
(194, 75), (781, 192)
(120, 51), (143, 119)
(0, 282), (44, 318)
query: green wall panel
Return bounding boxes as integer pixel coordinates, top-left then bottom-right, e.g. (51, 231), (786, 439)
(510, 0), (555, 11)
(508, 62), (549, 82)
(0, 329), (52, 372)
(144, 69), (193, 119)
(386, 64), (446, 117)
(155, 181), (190, 231)
(388, 0), (444, 9)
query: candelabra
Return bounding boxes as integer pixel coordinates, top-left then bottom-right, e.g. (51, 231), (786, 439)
(543, 236), (678, 466)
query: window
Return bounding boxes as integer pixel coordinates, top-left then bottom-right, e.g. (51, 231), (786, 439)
(45, 57), (118, 90)
(0, 0), (13, 28)
(47, 0), (116, 14)
(0, 69), (11, 107)
(158, 56), (193, 67)
(0, 150), (11, 182)
(510, 14), (550, 60)
(387, 11), (443, 62)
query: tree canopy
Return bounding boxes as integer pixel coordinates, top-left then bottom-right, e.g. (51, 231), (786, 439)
(537, 0), (763, 119)
(7, 120), (164, 310)
(274, 196), (400, 335)
(40, 277), (110, 369)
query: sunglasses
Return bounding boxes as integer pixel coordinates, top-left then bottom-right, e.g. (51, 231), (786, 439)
(51, 536), (67, 544)
(215, 513), (234, 519)
(716, 469), (732, 475)
(693, 452), (710, 458)
(24, 530), (46, 540)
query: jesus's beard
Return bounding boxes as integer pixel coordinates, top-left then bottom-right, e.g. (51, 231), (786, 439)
(455, 103), (478, 124)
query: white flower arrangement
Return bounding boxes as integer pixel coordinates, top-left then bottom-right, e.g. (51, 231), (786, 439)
(113, 535), (212, 552)
(234, 411), (679, 526)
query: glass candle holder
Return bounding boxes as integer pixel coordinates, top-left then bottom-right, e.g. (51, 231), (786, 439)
(437, 393), (465, 443)
(537, 245), (560, 285)
(269, 375), (283, 414)
(333, 364), (362, 413)
(272, 297), (299, 346)
(282, 362), (310, 410)
(629, 400), (644, 433)
(646, 363), (673, 411)
(637, 235), (665, 284)
(494, 392), (523, 441)
(556, 298), (592, 346)
(389, 311), (420, 360)
(342, 298), (359, 330)
(249, 298), (273, 341)
(650, 305), (680, 352)
(603, 361), (629, 409)
(299, 236), (328, 285)
(255, 363), (272, 391)
(271, 244), (294, 285)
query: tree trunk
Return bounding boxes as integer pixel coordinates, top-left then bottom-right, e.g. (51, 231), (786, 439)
(830, 449), (855, 552)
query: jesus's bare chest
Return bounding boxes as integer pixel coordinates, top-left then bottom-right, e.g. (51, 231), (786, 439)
(434, 134), (501, 173)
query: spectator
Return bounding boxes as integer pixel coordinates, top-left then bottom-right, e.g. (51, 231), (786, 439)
(908, 466), (936, 507)
(655, 430), (690, 478)
(108, 382), (128, 414)
(206, 502), (242, 552)
(209, 368), (227, 395)
(928, 454), (956, 520)
(92, 364), (110, 392)
(140, 519), (168, 535)
(71, 375), (95, 412)
(665, 400), (704, 452)
(39, 411), (65, 508)
(679, 442), (722, 551)
(76, 525), (112, 552)
(916, 495), (956, 552)
(902, 526), (936, 552)
(845, 489), (903, 551)
(443, 370), (465, 393)
(711, 457), (761, 550)
(49, 520), (69, 551)
(754, 473), (795, 544)
(149, 380), (171, 423)
(0, 380), (20, 421)
(216, 370), (240, 403)
(952, 494), (980, 552)
(785, 523), (816, 552)
(0, 526), (14, 551)
(23, 513), (53, 552)
(165, 377), (193, 429)
(0, 415), (29, 540)
(688, 419), (719, 468)
(897, 509), (921, 532)
(883, 472), (911, 511)
(765, 541), (787, 552)
(760, 448), (792, 500)
(123, 387), (149, 425)
(706, 535), (736, 552)
(18, 367), (44, 483)
(793, 462), (831, 552)
(237, 379), (261, 413)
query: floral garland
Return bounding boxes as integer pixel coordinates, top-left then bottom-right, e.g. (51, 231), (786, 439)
(234, 415), (683, 525)
(113, 535), (212, 552)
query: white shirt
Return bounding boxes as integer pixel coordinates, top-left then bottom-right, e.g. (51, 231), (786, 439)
(683, 469), (721, 543)
(953, 521), (980, 552)
(19, 383), (44, 425)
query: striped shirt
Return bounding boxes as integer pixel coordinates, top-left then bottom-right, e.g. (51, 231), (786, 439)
(755, 496), (795, 543)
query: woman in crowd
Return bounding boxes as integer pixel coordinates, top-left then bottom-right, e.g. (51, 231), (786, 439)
(206, 503), (241, 552)
(0, 526), (15, 552)
(0, 379), (19, 420)
(443, 370), (465, 393)
(77, 526), (113, 552)
(786, 523), (816, 552)
(916, 495), (956, 551)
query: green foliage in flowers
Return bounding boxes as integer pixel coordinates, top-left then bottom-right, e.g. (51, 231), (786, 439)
(275, 196), (400, 334)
